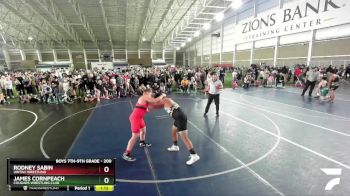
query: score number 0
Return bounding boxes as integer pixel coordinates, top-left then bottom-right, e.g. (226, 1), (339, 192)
(103, 166), (110, 184)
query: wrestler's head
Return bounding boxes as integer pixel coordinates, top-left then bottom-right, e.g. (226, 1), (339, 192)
(141, 86), (152, 97)
(153, 92), (163, 98)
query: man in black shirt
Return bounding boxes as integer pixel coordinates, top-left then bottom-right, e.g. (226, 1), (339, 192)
(326, 65), (333, 73)
(219, 68), (225, 83)
(346, 64), (350, 79)
(16, 75), (25, 95)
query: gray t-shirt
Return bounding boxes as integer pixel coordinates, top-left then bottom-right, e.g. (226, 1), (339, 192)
(306, 70), (318, 82)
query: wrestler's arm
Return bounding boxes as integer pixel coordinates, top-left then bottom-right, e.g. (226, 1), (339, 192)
(145, 94), (165, 104)
(148, 97), (166, 110)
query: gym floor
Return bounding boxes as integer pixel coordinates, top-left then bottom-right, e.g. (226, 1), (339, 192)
(1, 86), (350, 196)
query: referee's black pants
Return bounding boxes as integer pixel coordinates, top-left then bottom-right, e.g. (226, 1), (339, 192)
(205, 93), (219, 114)
(301, 80), (316, 96)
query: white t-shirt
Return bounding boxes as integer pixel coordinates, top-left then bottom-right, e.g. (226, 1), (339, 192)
(62, 82), (70, 92)
(5, 80), (13, 90)
(0, 78), (6, 88)
(232, 72), (237, 80)
(207, 79), (222, 95)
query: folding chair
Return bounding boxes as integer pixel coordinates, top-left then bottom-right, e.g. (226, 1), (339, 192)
(295, 75), (303, 87)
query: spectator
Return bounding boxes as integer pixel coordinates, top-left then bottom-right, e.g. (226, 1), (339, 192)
(345, 64), (350, 79)
(189, 77), (197, 93)
(294, 65), (302, 83)
(219, 67), (225, 83)
(5, 76), (14, 99)
(180, 77), (190, 94)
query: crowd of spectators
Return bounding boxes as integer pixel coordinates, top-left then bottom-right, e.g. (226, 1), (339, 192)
(231, 64), (349, 89)
(0, 66), (212, 104)
(0, 63), (349, 105)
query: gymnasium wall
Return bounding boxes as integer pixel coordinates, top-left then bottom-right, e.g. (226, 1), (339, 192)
(185, 0), (350, 67)
(71, 51), (85, 69)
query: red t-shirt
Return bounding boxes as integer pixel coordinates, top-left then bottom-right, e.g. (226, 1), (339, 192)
(295, 68), (302, 77)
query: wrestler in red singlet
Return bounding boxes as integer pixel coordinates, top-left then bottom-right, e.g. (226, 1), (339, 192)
(122, 88), (165, 162)
(129, 102), (149, 133)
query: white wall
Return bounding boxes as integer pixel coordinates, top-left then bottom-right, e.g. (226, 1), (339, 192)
(255, 37), (277, 48)
(186, 0), (350, 66)
(223, 23), (236, 52)
(202, 35), (211, 56)
(211, 29), (221, 54)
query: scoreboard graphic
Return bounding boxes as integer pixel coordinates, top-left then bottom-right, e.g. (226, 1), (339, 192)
(7, 159), (115, 192)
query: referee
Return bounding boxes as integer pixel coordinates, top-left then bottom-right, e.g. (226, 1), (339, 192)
(301, 67), (319, 96)
(204, 72), (223, 117)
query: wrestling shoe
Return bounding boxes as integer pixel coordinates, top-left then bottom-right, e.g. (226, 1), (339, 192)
(122, 153), (136, 162)
(167, 145), (180, 152)
(139, 142), (152, 147)
(186, 154), (200, 165)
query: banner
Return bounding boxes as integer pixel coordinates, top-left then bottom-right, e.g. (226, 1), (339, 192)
(90, 62), (113, 70)
(212, 64), (233, 68)
(152, 59), (166, 66)
(235, 0), (350, 43)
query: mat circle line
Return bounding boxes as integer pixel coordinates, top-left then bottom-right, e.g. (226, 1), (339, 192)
(40, 101), (129, 159)
(40, 98), (281, 183)
(0, 108), (38, 145)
